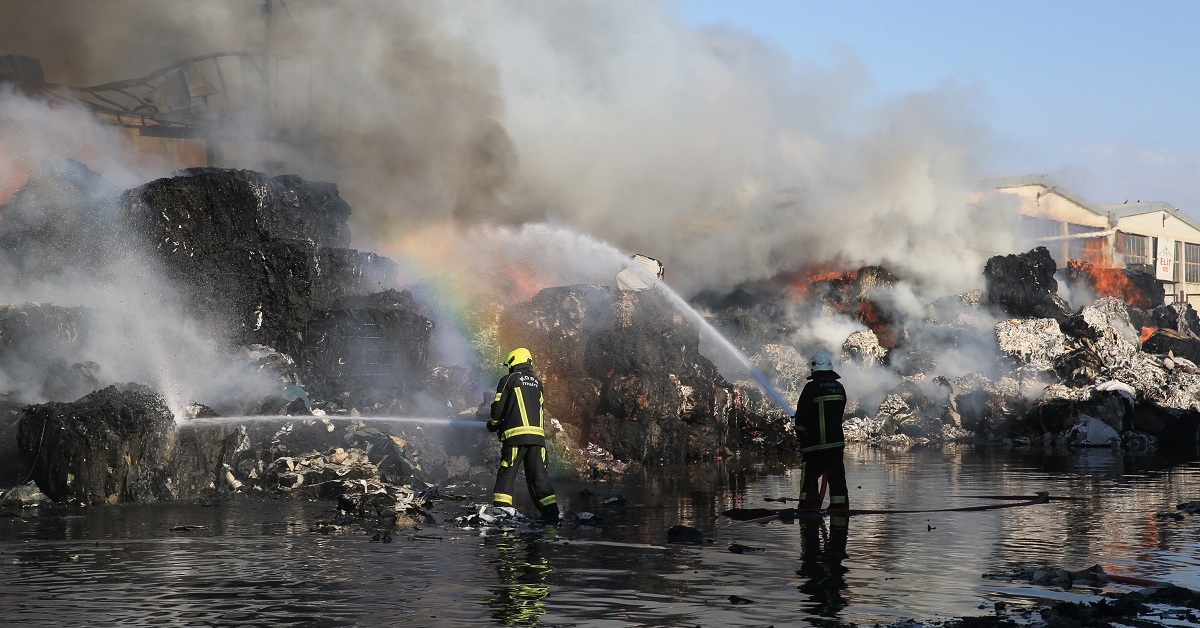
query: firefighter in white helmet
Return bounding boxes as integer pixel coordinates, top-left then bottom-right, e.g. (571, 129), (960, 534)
(488, 347), (559, 523)
(794, 350), (849, 510)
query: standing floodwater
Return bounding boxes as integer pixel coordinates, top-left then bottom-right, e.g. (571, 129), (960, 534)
(2, 444), (1199, 627)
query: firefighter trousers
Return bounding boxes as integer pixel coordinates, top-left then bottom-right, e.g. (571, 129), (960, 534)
(493, 443), (558, 520)
(799, 447), (849, 510)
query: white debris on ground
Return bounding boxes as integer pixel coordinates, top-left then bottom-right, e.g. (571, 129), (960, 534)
(453, 504), (542, 530)
(262, 447), (427, 522)
(0, 481), (49, 509)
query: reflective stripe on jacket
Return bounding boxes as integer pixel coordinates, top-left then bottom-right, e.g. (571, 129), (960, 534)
(488, 363), (546, 445)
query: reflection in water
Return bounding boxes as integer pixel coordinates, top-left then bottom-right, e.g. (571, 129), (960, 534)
(796, 514), (851, 620)
(487, 535), (553, 626)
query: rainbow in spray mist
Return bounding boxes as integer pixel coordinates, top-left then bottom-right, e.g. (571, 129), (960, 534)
(378, 221), (796, 415)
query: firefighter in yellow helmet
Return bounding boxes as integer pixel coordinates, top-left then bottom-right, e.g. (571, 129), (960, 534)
(488, 347), (559, 523)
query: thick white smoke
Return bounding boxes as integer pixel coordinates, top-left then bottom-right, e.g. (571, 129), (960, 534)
(1, 1), (1019, 298)
(1, 1), (1028, 412)
(0, 92), (280, 413)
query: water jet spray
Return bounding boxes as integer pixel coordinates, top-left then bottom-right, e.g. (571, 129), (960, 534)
(651, 280), (795, 415)
(180, 415), (488, 428)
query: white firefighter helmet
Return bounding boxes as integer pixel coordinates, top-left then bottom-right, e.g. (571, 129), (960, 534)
(810, 351), (834, 372)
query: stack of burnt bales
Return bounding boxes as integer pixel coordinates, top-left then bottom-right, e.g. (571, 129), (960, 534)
(982, 247), (1200, 450)
(122, 168), (430, 408)
(500, 285), (737, 463)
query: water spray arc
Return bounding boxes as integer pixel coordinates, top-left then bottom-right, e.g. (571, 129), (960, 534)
(181, 415), (488, 428)
(653, 280), (795, 415)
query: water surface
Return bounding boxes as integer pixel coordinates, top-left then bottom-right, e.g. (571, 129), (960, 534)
(3, 443), (1199, 626)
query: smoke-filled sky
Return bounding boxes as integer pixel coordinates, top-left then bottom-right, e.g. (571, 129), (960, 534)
(679, 0), (1200, 219)
(0, 0), (1033, 301)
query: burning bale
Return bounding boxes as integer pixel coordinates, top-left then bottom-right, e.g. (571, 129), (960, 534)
(1065, 258), (1165, 311)
(816, 266), (906, 349)
(1141, 328), (1200, 365)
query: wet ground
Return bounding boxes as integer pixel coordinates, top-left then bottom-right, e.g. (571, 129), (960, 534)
(2, 443), (1200, 626)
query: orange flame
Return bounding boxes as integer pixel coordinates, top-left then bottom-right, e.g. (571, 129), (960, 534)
(1067, 259), (1152, 309)
(502, 263), (550, 302)
(786, 265), (858, 303)
(0, 123), (33, 207)
(857, 300), (901, 348)
(1139, 326), (1156, 343)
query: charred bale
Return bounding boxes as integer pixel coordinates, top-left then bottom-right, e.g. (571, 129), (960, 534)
(1054, 344), (1106, 387)
(17, 384), (176, 504)
(1174, 302), (1200, 336)
(983, 247), (1071, 321)
(1149, 304), (1180, 334)
(689, 286), (796, 355)
(300, 289), (433, 409)
(876, 380), (946, 439)
(943, 373), (1032, 439)
(1072, 297), (1140, 362)
(842, 329), (887, 367)
(1024, 388), (1134, 442)
(1130, 402), (1200, 450)
(0, 395), (24, 486)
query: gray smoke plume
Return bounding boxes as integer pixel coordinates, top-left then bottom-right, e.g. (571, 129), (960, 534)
(1, 1), (1027, 410)
(0, 1), (1019, 298)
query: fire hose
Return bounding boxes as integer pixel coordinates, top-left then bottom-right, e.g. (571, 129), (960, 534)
(723, 491), (1057, 524)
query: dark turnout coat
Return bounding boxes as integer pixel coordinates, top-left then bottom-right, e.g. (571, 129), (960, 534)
(794, 370), (847, 453)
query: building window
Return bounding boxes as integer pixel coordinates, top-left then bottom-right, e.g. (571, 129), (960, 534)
(1117, 232), (1152, 267)
(1186, 243), (1200, 284)
(1020, 216), (1061, 239)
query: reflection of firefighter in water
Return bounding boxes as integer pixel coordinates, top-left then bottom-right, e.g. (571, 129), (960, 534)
(487, 536), (552, 626)
(796, 515), (850, 618)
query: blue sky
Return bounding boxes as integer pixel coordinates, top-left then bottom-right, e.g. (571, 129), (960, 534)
(674, 0), (1200, 214)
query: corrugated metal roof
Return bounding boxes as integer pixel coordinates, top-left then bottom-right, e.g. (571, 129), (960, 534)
(985, 174), (1105, 217)
(1098, 201), (1200, 236)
